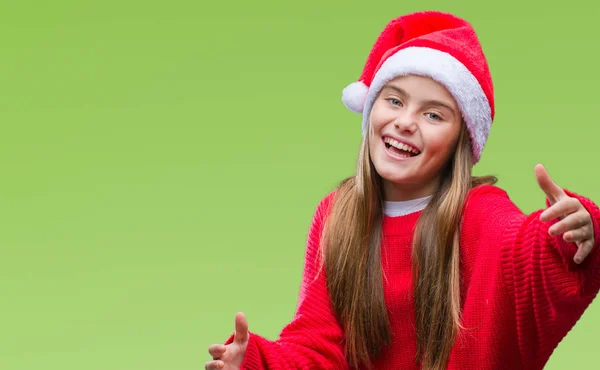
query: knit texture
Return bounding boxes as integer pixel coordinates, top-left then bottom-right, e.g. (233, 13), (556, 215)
(224, 185), (600, 369)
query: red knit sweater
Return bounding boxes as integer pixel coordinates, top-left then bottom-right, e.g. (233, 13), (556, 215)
(225, 185), (600, 369)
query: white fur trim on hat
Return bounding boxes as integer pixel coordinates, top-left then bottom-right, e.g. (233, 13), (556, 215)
(361, 46), (492, 163)
(342, 81), (368, 113)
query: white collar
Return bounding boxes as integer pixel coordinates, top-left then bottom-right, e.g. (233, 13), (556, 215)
(384, 195), (432, 216)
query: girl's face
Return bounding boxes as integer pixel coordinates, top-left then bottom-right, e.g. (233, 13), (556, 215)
(368, 75), (462, 201)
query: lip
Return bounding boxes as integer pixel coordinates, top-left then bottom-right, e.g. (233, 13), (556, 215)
(381, 135), (421, 153)
(384, 144), (416, 162)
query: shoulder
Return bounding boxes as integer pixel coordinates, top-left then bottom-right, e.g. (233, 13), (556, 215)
(464, 184), (513, 210)
(459, 185), (524, 251)
(305, 189), (337, 225)
(315, 178), (352, 217)
(316, 189), (337, 218)
(463, 184), (524, 225)
(466, 184), (509, 201)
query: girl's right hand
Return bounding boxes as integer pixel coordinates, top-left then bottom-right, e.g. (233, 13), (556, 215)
(205, 312), (249, 370)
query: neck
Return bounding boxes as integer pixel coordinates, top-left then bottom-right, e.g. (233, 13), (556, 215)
(383, 178), (439, 201)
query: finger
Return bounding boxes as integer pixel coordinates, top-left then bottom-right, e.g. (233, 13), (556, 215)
(535, 164), (566, 204)
(548, 211), (590, 236)
(541, 197), (580, 223)
(208, 344), (227, 359)
(234, 312), (249, 344)
(205, 360), (224, 370)
(574, 239), (595, 264)
(563, 227), (590, 243)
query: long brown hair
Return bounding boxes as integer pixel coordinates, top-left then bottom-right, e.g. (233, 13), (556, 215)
(321, 120), (497, 369)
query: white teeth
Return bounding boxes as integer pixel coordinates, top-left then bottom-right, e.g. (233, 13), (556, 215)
(384, 137), (419, 154)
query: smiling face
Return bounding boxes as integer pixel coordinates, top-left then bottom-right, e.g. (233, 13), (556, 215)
(367, 75), (463, 201)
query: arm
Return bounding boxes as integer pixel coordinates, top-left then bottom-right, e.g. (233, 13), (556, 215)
(467, 182), (600, 369)
(224, 192), (349, 370)
(501, 187), (600, 369)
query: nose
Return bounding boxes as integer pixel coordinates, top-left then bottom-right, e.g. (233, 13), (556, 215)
(393, 111), (418, 133)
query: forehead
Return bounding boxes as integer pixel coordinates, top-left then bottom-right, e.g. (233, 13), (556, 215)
(386, 75), (450, 92)
(382, 75), (458, 105)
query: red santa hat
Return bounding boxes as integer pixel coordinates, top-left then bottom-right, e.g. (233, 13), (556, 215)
(342, 11), (494, 164)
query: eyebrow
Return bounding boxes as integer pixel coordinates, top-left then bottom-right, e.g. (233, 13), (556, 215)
(382, 84), (458, 116)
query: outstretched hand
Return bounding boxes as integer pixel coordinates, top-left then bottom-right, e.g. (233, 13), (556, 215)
(535, 164), (595, 264)
(205, 312), (249, 370)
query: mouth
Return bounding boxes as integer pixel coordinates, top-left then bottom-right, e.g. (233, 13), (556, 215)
(382, 136), (421, 159)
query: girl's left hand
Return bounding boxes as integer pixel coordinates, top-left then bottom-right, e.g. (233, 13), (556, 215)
(535, 164), (595, 264)
(205, 312), (248, 370)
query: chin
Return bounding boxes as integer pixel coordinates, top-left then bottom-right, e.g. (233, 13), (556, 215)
(373, 161), (416, 184)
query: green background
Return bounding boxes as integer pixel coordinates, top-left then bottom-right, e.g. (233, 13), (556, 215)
(1, 1), (599, 369)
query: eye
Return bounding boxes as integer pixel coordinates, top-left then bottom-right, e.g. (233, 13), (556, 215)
(425, 112), (442, 121)
(387, 98), (402, 107)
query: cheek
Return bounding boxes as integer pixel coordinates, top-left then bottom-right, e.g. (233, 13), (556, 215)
(369, 115), (385, 133)
(429, 137), (452, 153)
(423, 127), (459, 158)
(369, 103), (395, 129)
(368, 136), (378, 156)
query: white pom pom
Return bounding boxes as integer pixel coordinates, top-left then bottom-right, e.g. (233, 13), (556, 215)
(341, 81), (368, 113)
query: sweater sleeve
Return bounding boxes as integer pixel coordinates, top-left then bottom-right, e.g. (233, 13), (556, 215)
(223, 192), (349, 370)
(469, 185), (600, 369)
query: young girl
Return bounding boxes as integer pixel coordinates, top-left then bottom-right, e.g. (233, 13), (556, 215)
(205, 10), (600, 370)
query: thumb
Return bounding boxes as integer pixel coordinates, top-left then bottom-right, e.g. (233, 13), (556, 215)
(233, 312), (249, 344)
(534, 164), (564, 204)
